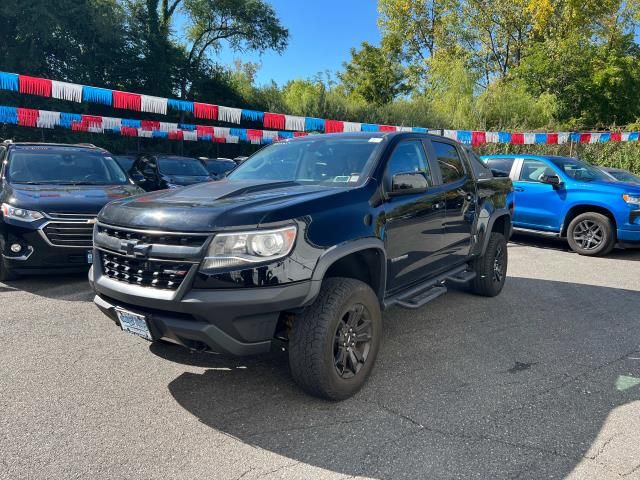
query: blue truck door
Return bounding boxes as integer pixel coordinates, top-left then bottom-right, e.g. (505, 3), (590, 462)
(512, 158), (565, 231)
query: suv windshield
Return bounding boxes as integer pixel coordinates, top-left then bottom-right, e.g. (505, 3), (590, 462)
(228, 137), (382, 186)
(8, 148), (129, 185)
(157, 157), (209, 176)
(548, 157), (609, 182)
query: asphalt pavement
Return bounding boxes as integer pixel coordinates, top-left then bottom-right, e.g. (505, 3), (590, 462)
(1, 235), (640, 479)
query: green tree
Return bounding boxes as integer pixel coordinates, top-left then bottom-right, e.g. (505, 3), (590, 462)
(339, 42), (408, 105)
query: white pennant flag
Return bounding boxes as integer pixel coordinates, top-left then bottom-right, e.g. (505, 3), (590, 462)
(51, 81), (83, 103)
(140, 95), (168, 115)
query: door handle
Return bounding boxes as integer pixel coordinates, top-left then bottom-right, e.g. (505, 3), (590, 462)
(433, 202), (442, 209)
(514, 187), (525, 192)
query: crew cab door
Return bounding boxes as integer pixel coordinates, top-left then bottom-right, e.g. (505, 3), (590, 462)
(512, 158), (565, 231)
(383, 139), (447, 292)
(426, 139), (477, 264)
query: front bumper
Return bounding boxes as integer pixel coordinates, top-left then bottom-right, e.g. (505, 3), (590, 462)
(90, 265), (314, 356)
(3, 227), (92, 274)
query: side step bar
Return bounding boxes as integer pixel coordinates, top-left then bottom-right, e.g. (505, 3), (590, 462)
(384, 265), (476, 310)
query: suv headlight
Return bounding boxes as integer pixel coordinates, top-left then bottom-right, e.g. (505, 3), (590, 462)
(1, 203), (44, 222)
(623, 194), (640, 206)
(200, 226), (297, 270)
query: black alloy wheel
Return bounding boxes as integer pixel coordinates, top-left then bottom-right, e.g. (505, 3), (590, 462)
(334, 303), (373, 379)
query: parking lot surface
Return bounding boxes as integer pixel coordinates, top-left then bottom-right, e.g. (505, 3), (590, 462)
(2, 236), (640, 480)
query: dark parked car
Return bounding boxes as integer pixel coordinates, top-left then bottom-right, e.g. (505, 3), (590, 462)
(0, 142), (143, 280)
(90, 132), (512, 400)
(200, 158), (237, 180)
(599, 166), (640, 184)
(129, 154), (212, 191)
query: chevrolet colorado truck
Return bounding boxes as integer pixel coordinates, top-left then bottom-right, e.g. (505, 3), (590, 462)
(90, 132), (513, 400)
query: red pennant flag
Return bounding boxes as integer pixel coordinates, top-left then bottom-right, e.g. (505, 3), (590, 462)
(579, 133), (591, 144)
(197, 125), (214, 137)
(325, 120), (344, 133)
(113, 91), (141, 111)
(168, 131), (184, 140)
(17, 108), (39, 127)
(247, 129), (263, 142)
(294, 132), (309, 137)
(193, 103), (218, 120)
(81, 115), (103, 128)
(263, 112), (285, 130)
(379, 125), (396, 132)
(611, 132), (621, 142)
(472, 131), (486, 147)
(511, 133), (524, 144)
(546, 133), (558, 144)
(71, 121), (89, 132)
(213, 136), (226, 143)
(141, 120), (160, 131)
(19, 75), (52, 97)
(120, 126), (138, 137)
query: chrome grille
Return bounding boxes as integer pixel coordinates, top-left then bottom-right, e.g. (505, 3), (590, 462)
(101, 252), (191, 290)
(42, 214), (96, 247)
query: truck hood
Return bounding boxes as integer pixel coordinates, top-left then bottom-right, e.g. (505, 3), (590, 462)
(4, 183), (143, 215)
(98, 179), (357, 232)
(574, 178), (640, 194)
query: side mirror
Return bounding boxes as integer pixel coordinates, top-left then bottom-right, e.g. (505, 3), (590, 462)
(389, 172), (428, 197)
(541, 174), (563, 188)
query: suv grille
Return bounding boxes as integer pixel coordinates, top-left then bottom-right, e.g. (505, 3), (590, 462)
(101, 252), (191, 290)
(97, 224), (207, 248)
(42, 213), (96, 247)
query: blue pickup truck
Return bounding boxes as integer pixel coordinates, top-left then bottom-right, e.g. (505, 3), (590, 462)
(482, 154), (640, 256)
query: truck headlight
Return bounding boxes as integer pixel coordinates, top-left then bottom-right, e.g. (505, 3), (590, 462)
(1, 203), (44, 222)
(200, 226), (297, 270)
(623, 194), (640, 206)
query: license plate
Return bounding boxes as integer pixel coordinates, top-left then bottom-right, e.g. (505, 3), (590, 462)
(116, 309), (152, 341)
(87, 250), (93, 264)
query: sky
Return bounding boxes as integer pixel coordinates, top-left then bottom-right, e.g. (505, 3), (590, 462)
(214, 0), (381, 86)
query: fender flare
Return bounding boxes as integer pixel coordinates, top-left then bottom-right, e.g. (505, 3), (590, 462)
(301, 237), (387, 305)
(480, 209), (512, 256)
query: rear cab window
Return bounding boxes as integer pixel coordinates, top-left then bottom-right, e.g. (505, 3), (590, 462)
(431, 141), (467, 183)
(485, 157), (515, 177)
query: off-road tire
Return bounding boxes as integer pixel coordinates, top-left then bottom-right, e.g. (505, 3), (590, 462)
(289, 277), (382, 401)
(566, 212), (615, 256)
(470, 232), (507, 297)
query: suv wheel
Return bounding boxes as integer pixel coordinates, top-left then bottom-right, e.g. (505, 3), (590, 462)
(289, 277), (381, 401)
(470, 232), (508, 297)
(566, 212), (615, 256)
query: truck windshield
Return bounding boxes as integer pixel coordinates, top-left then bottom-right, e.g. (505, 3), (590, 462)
(8, 149), (129, 185)
(228, 137), (382, 186)
(548, 157), (608, 182)
(157, 157), (209, 176)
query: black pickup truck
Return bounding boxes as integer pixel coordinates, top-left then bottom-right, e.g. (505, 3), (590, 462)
(90, 132), (513, 400)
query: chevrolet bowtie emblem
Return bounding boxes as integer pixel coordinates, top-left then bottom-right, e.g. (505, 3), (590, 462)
(87, 218), (97, 225)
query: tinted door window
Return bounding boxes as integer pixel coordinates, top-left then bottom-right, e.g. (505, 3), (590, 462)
(386, 140), (432, 184)
(432, 141), (465, 183)
(519, 159), (556, 183)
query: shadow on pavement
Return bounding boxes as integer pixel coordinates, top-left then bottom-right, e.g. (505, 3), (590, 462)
(161, 277), (640, 479)
(3, 271), (93, 302)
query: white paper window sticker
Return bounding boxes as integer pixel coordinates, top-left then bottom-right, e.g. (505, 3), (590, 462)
(368, 137), (383, 143)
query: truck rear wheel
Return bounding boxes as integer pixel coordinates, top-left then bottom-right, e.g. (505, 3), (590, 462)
(289, 277), (381, 401)
(566, 212), (615, 256)
(470, 232), (508, 297)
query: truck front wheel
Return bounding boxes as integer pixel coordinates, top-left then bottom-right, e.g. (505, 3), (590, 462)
(289, 277), (382, 401)
(566, 212), (615, 256)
